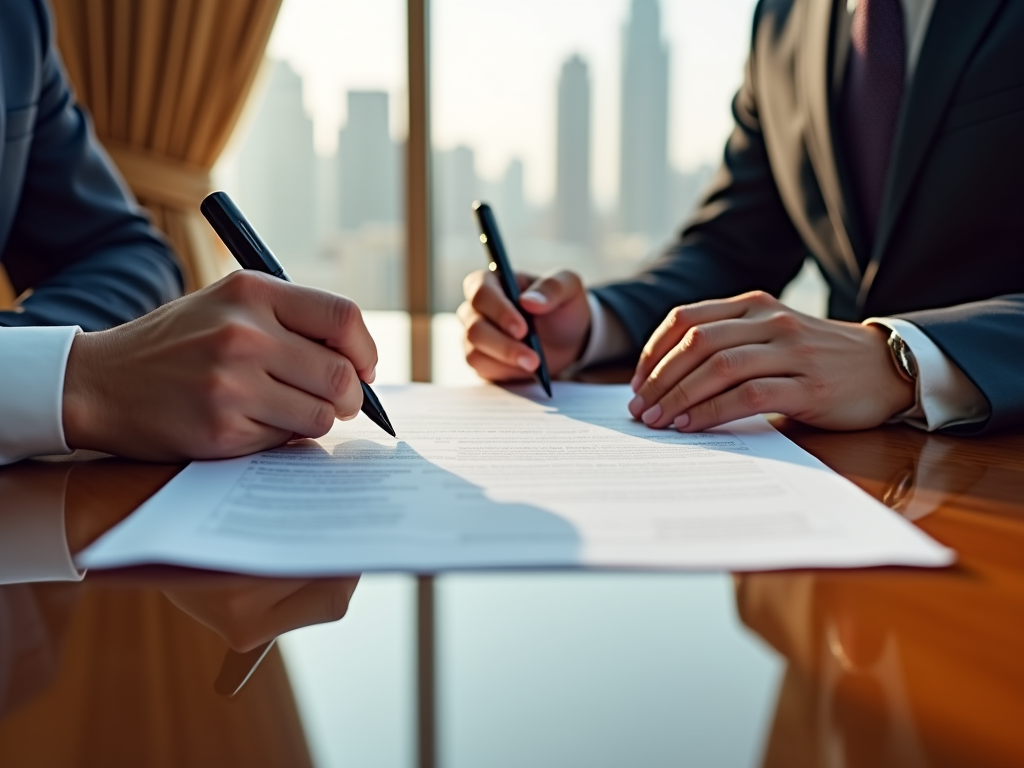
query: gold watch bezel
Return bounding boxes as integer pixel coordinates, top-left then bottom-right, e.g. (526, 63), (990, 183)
(887, 331), (918, 382)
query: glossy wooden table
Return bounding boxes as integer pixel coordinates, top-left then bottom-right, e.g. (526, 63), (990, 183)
(0, 415), (1022, 767)
(746, 420), (1024, 768)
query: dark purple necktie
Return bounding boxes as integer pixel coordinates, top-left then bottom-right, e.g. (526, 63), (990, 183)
(840, 0), (906, 249)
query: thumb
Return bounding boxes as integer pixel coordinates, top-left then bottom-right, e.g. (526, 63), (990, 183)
(519, 270), (584, 316)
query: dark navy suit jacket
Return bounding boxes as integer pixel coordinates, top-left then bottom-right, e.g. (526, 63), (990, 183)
(0, 0), (182, 332)
(594, 0), (1024, 434)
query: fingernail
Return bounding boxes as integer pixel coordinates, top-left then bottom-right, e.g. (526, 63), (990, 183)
(641, 404), (663, 425)
(366, 366), (377, 384)
(628, 394), (645, 416)
(630, 374), (642, 392)
(518, 354), (537, 371)
(521, 291), (547, 305)
(674, 413), (690, 430)
(506, 320), (524, 338)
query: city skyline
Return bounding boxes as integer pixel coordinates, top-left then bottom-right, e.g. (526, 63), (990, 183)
(223, 68), (714, 314)
(222, 0), (731, 313)
(266, 0), (759, 205)
(245, 4), (684, 230)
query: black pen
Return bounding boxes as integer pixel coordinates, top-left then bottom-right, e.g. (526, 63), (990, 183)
(201, 191), (396, 438)
(472, 201), (552, 397)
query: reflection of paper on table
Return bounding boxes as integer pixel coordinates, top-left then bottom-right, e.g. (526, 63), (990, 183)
(78, 384), (953, 575)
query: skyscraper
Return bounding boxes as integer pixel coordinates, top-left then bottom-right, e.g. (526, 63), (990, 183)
(337, 91), (401, 229)
(495, 157), (528, 240)
(555, 54), (592, 245)
(236, 60), (317, 257)
(434, 144), (479, 238)
(618, 0), (670, 242)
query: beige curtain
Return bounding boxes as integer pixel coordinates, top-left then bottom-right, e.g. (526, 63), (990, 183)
(48, 0), (283, 291)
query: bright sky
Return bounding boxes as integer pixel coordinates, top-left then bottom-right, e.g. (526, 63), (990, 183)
(268, 0), (758, 207)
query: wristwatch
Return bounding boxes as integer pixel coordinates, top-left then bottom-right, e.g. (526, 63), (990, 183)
(886, 329), (919, 383)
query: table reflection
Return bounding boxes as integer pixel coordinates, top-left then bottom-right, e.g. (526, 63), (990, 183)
(740, 424), (1024, 768)
(0, 456), (361, 767)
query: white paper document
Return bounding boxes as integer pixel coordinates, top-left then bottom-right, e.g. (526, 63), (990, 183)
(79, 384), (953, 574)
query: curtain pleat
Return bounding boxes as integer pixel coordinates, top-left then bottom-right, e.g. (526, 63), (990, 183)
(49, 0), (284, 292)
(129, 3), (161, 147)
(110, 0), (132, 141)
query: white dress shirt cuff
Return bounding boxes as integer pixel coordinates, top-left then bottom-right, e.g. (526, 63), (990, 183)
(864, 317), (989, 431)
(575, 292), (633, 370)
(0, 467), (84, 584)
(0, 326), (80, 465)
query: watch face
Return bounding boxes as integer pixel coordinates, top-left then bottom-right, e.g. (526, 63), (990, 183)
(890, 334), (918, 381)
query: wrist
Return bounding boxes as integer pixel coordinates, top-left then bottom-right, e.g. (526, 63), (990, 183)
(890, 371), (917, 419)
(577, 291), (630, 369)
(867, 325), (916, 418)
(62, 331), (109, 451)
(574, 314), (594, 364)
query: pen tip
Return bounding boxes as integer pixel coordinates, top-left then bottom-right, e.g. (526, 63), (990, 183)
(374, 414), (396, 438)
(537, 369), (553, 398)
(378, 413), (397, 437)
(363, 406), (396, 438)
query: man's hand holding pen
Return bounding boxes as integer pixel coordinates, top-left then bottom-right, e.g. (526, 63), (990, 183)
(458, 269), (592, 382)
(63, 270), (379, 461)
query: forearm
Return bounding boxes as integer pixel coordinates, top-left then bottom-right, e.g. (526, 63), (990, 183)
(0, 244), (182, 331)
(591, 244), (767, 353)
(0, 246), (181, 465)
(585, 236), (803, 368)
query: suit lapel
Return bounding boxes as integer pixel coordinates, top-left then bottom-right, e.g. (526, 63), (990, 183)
(860, 0), (1006, 302)
(799, 0), (863, 285)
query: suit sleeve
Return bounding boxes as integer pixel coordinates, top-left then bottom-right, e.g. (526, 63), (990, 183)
(592, 11), (807, 358)
(0, 1), (183, 332)
(896, 297), (1024, 434)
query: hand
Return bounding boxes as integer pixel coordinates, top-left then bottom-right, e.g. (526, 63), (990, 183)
(627, 291), (915, 432)
(62, 270), (378, 461)
(458, 269), (591, 381)
(163, 575), (360, 653)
